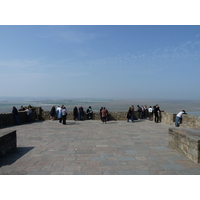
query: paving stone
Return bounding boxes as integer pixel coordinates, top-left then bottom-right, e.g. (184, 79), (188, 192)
(117, 156), (135, 161)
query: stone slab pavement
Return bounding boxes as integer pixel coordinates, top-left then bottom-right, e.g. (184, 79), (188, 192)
(1, 119), (200, 175)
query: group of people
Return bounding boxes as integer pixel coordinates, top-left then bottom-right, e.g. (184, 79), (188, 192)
(12, 105), (33, 124)
(50, 105), (68, 125)
(72, 106), (93, 121)
(50, 105), (110, 124)
(126, 104), (162, 123)
(50, 105), (94, 124)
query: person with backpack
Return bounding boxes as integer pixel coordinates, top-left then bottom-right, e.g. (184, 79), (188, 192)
(86, 106), (93, 120)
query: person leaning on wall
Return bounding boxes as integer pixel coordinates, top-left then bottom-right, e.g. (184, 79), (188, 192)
(175, 110), (186, 127)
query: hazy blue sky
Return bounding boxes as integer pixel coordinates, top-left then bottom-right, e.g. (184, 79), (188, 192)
(0, 25), (200, 100)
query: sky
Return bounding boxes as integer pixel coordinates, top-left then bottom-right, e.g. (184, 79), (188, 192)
(0, 25), (200, 100)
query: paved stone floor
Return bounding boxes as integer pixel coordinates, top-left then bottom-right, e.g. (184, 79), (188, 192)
(0, 119), (200, 175)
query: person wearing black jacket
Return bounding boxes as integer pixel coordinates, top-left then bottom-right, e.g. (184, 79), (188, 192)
(127, 107), (132, 122)
(78, 106), (84, 120)
(12, 106), (20, 124)
(154, 104), (161, 123)
(73, 106), (78, 121)
(100, 107), (103, 121)
(50, 106), (56, 121)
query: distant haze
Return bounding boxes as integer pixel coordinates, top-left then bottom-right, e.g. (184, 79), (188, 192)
(1, 97), (200, 114)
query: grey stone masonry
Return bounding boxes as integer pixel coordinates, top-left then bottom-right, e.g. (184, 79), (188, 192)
(0, 130), (17, 156)
(169, 128), (200, 163)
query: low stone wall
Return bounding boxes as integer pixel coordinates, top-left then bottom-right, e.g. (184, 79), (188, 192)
(0, 107), (200, 129)
(38, 109), (200, 129)
(0, 107), (43, 128)
(0, 130), (17, 156)
(181, 114), (200, 128)
(169, 128), (200, 163)
(160, 112), (176, 125)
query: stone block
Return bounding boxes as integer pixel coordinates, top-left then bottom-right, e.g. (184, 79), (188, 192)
(0, 130), (17, 156)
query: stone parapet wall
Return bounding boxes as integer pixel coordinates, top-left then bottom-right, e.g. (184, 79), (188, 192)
(0, 112), (27, 127)
(160, 112), (176, 125)
(0, 107), (42, 128)
(0, 107), (200, 129)
(181, 114), (200, 128)
(169, 128), (200, 163)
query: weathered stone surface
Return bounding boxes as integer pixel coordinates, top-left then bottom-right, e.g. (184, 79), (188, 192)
(168, 128), (200, 163)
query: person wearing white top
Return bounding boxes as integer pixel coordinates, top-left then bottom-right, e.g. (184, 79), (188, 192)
(175, 110), (186, 127)
(56, 106), (62, 123)
(62, 107), (68, 125)
(148, 106), (153, 121)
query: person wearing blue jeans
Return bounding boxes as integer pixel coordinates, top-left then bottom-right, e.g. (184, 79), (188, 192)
(175, 110), (186, 127)
(78, 106), (84, 120)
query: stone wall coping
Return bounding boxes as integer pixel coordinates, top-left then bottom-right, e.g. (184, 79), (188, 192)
(169, 128), (200, 142)
(0, 130), (16, 138)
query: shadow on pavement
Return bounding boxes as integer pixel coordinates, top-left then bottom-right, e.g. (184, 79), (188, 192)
(66, 122), (80, 125)
(0, 147), (34, 167)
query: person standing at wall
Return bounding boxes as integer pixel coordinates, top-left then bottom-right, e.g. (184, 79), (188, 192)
(141, 105), (145, 119)
(86, 106), (93, 120)
(19, 106), (25, 111)
(25, 106), (32, 122)
(56, 106), (62, 123)
(62, 106), (68, 125)
(137, 105), (142, 120)
(127, 107), (132, 122)
(175, 110), (186, 127)
(148, 106), (153, 121)
(101, 107), (108, 124)
(130, 105), (135, 122)
(100, 107), (103, 121)
(12, 106), (20, 124)
(78, 106), (84, 121)
(50, 106), (56, 121)
(144, 105), (148, 119)
(73, 106), (78, 121)
(154, 104), (161, 123)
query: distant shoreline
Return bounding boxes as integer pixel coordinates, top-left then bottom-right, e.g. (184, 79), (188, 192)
(1, 99), (200, 116)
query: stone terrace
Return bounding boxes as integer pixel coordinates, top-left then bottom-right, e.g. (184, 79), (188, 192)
(0, 119), (200, 175)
